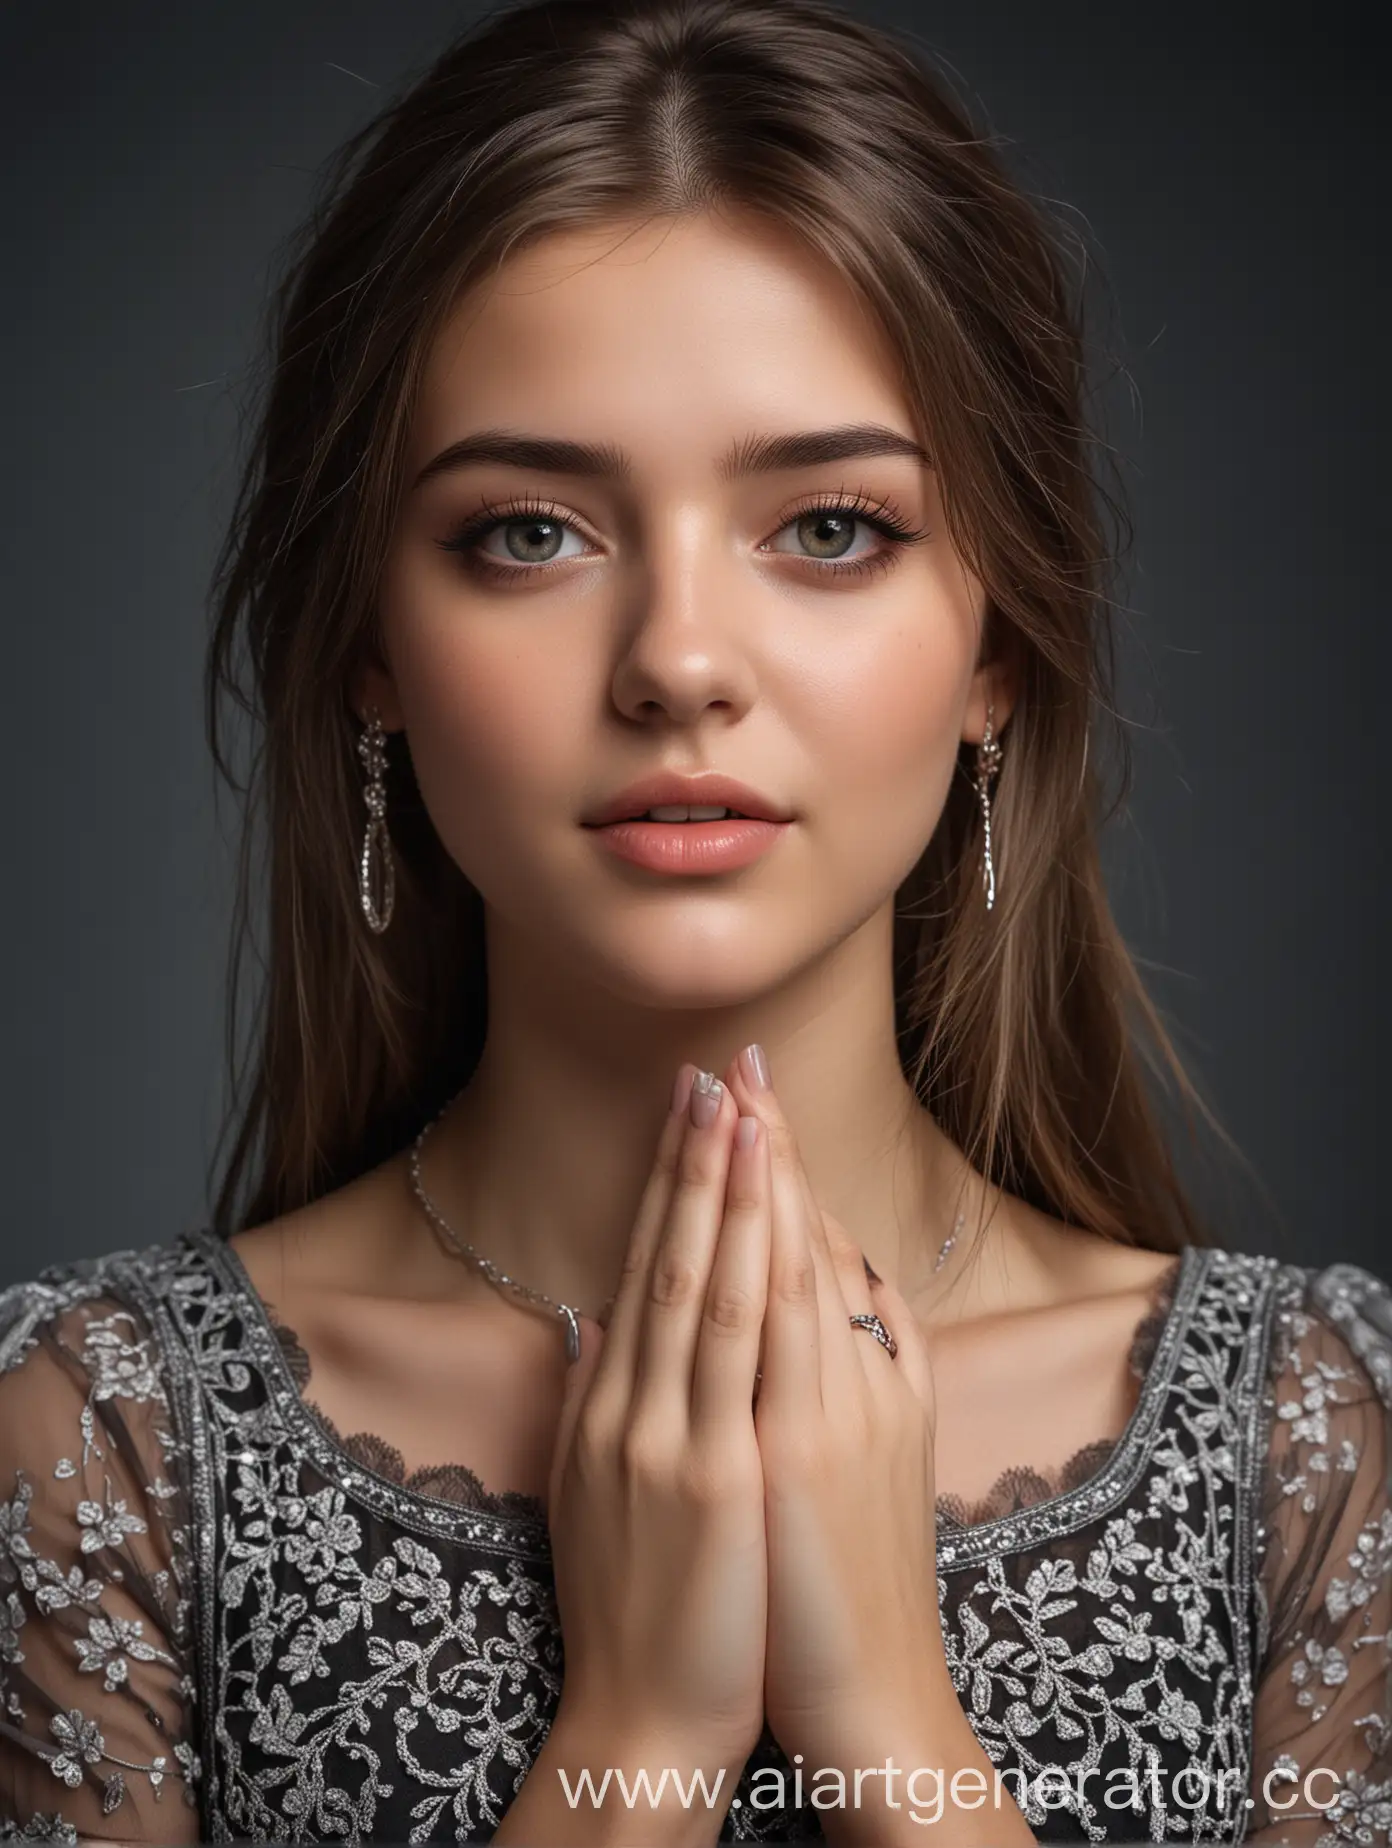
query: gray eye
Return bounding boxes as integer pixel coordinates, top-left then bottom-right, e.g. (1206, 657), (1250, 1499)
(765, 513), (872, 561)
(503, 518), (565, 563)
(477, 517), (588, 566)
(794, 512), (858, 559)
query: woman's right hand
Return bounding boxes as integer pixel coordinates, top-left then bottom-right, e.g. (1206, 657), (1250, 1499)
(545, 1061), (772, 1774)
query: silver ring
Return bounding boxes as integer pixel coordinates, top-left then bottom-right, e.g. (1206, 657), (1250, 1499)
(848, 1312), (898, 1360)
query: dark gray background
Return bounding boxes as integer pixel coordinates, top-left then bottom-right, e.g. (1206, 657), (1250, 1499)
(2, 2), (1383, 1287)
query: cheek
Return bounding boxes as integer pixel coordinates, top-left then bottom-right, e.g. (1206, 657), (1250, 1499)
(387, 614), (594, 851)
(797, 616), (968, 823)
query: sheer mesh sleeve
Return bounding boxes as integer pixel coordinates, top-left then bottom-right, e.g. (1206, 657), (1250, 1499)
(0, 1277), (201, 1844)
(1247, 1262), (1392, 1845)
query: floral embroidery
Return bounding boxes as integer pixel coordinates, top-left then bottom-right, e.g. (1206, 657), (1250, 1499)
(74, 1493), (146, 1555)
(39, 1712), (104, 1789)
(73, 1611), (174, 1691)
(0, 1237), (1388, 1845)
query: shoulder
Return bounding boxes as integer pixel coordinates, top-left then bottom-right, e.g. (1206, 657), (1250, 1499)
(1298, 1260), (1392, 1408)
(0, 1232), (210, 1384)
(1258, 1255), (1392, 1415)
(1139, 1245), (1392, 1419)
(0, 1239), (208, 1593)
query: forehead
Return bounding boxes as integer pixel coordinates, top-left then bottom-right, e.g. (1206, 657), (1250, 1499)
(409, 208), (914, 470)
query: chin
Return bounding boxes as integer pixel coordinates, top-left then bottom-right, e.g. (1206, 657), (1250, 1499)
(570, 926), (812, 1014)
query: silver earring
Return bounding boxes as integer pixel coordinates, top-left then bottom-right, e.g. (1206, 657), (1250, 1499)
(357, 708), (396, 934)
(974, 700), (1003, 911)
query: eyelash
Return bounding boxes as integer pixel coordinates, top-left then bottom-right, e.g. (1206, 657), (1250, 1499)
(435, 488), (931, 585)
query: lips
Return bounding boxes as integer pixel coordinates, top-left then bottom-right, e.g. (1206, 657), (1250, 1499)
(586, 812), (789, 876)
(582, 771), (791, 828)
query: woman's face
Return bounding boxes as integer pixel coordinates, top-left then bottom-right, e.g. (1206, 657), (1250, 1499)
(368, 207), (998, 1007)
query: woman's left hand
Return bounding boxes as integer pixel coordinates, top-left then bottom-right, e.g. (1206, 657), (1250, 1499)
(721, 1047), (953, 1784)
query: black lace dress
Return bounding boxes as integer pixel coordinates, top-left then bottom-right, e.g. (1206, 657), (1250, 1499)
(1, 1230), (1390, 1844)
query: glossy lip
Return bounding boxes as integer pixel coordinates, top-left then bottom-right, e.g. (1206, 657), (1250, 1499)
(581, 771), (792, 827)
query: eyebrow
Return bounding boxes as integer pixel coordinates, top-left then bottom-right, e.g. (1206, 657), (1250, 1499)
(410, 422), (932, 490)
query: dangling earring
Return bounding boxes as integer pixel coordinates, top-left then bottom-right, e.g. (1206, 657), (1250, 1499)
(357, 707), (396, 934)
(974, 700), (1003, 911)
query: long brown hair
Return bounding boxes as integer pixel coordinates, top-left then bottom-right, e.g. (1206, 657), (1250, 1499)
(205, 0), (1244, 1251)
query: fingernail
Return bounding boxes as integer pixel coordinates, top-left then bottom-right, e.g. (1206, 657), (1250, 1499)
(863, 1254), (881, 1283)
(561, 1307), (581, 1364)
(690, 1069), (723, 1128)
(738, 1042), (770, 1091)
(670, 1063), (695, 1116)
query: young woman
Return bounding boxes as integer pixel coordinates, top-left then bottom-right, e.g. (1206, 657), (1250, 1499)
(2, 0), (1388, 1842)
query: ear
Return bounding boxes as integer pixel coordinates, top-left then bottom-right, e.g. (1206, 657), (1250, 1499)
(349, 658), (406, 733)
(962, 644), (1020, 750)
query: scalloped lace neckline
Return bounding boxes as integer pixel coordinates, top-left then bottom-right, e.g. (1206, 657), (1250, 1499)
(214, 1234), (1185, 1534)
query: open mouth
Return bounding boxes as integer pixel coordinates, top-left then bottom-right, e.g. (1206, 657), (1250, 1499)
(620, 806), (753, 823)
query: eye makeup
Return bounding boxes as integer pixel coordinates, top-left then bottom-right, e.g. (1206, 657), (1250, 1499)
(434, 484), (931, 587)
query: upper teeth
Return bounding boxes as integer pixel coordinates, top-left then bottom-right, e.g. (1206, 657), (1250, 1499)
(643, 805), (743, 821)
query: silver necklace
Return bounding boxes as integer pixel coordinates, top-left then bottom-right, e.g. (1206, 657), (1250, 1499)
(404, 1094), (608, 1350)
(934, 1209), (962, 1271)
(407, 1094), (965, 1360)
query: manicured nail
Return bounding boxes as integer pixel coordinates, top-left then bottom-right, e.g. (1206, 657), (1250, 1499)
(863, 1254), (881, 1283)
(671, 1063), (695, 1116)
(690, 1069), (723, 1128)
(736, 1115), (759, 1151)
(738, 1043), (770, 1091)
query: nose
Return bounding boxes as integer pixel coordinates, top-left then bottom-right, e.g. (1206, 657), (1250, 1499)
(608, 523), (759, 729)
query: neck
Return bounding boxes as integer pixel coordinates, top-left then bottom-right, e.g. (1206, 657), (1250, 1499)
(397, 898), (1002, 1324)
